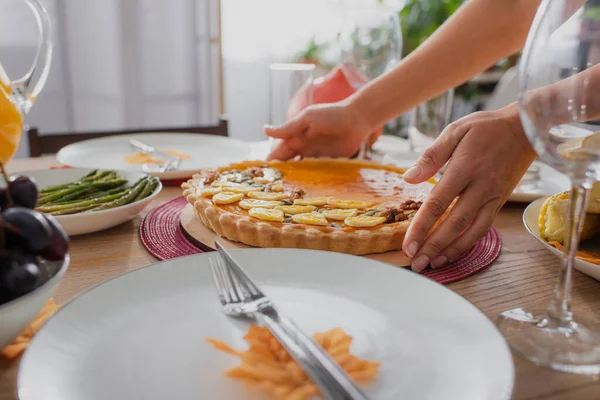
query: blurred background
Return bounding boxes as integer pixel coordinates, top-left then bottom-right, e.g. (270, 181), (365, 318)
(1, 0), (519, 157)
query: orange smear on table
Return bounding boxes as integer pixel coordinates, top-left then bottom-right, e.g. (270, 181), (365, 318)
(2, 298), (60, 359)
(206, 326), (379, 400)
(548, 241), (600, 265)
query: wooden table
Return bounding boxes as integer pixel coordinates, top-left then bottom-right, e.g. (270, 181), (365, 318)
(2, 156), (600, 400)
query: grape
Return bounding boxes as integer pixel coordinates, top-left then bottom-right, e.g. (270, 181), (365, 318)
(8, 175), (38, 209)
(40, 214), (69, 261)
(0, 254), (40, 304)
(4, 207), (52, 254)
(0, 187), (7, 211)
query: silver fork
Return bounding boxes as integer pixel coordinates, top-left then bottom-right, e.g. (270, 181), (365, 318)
(209, 245), (370, 400)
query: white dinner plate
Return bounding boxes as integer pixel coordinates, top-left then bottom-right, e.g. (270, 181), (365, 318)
(524, 197), (600, 281)
(25, 168), (161, 236)
(18, 250), (514, 400)
(56, 133), (252, 180)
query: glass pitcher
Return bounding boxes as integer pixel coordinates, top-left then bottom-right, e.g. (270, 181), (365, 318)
(0, 0), (52, 164)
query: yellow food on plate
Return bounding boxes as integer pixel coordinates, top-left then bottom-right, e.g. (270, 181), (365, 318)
(327, 199), (371, 209)
(2, 298), (60, 359)
(248, 191), (290, 201)
(275, 205), (316, 215)
(249, 207), (285, 222)
(205, 326), (380, 400)
(161, 149), (191, 160)
(321, 208), (358, 221)
(198, 187), (222, 197)
(292, 212), (329, 226)
(124, 149), (191, 165)
(538, 191), (600, 244)
(293, 197), (330, 206)
(213, 192), (244, 205)
(239, 199), (282, 210)
(344, 215), (386, 228)
(549, 241), (600, 265)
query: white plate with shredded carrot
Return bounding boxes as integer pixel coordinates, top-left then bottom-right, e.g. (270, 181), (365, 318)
(56, 133), (252, 180)
(17, 250), (514, 400)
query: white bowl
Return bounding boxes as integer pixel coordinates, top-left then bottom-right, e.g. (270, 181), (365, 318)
(0, 255), (69, 349)
(24, 168), (162, 236)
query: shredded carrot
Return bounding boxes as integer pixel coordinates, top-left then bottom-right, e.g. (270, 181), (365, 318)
(206, 326), (379, 400)
(548, 241), (600, 265)
(2, 298), (60, 359)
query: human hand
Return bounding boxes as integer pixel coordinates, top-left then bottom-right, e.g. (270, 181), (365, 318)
(264, 102), (374, 161)
(402, 103), (537, 272)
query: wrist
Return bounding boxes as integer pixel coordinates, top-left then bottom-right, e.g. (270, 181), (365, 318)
(500, 102), (538, 161)
(344, 93), (379, 134)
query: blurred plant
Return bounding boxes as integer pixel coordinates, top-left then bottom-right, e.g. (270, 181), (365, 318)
(399, 0), (464, 57)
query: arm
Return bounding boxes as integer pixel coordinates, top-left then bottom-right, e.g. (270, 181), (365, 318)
(350, 0), (543, 129)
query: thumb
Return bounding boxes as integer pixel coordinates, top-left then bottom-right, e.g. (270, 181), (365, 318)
(403, 127), (460, 183)
(264, 114), (308, 140)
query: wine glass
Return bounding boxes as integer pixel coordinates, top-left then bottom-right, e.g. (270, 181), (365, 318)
(495, 0), (600, 374)
(338, 6), (402, 158)
(267, 63), (315, 156)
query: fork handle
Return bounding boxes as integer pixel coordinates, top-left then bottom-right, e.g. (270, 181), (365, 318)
(277, 316), (370, 400)
(257, 312), (369, 400)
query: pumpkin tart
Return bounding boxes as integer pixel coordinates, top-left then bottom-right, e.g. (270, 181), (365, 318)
(181, 158), (434, 255)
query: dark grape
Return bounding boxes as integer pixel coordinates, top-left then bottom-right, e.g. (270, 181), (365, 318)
(40, 214), (69, 261)
(4, 207), (52, 254)
(0, 254), (40, 304)
(8, 175), (38, 209)
(0, 187), (7, 211)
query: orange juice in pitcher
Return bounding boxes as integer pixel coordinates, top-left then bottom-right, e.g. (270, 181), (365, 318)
(0, 0), (52, 165)
(0, 64), (24, 165)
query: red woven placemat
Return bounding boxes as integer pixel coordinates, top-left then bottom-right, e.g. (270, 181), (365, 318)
(139, 197), (501, 284)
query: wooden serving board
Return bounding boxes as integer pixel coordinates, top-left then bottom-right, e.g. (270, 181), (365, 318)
(179, 204), (411, 267)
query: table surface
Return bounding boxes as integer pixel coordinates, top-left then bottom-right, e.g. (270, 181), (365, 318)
(2, 156), (600, 400)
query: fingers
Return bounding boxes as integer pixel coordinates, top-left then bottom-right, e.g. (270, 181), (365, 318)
(403, 123), (466, 184)
(409, 184), (493, 272)
(402, 160), (470, 262)
(264, 113), (308, 140)
(432, 200), (497, 268)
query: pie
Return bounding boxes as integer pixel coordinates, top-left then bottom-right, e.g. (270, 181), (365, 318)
(181, 158), (435, 255)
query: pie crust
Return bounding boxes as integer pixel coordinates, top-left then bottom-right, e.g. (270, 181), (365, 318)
(181, 158), (434, 255)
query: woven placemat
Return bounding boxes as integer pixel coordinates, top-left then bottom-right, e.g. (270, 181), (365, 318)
(140, 197), (502, 284)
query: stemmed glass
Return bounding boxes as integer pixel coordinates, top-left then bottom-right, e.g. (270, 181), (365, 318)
(495, 0), (600, 373)
(267, 63), (315, 156)
(338, 6), (402, 158)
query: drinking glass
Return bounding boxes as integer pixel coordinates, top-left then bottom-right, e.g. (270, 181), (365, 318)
(0, 0), (52, 164)
(495, 0), (600, 374)
(338, 6), (402, 158)
(268, 63), (315, 155)
(408, 89), (455, 153)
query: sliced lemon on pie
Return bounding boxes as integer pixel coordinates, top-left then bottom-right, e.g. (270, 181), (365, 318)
(327, 199), (371, 209)
(253, 176), (273, 184)
(249, 207), (284, 222)
(267, 182), (284, 192)
(344, 215), (386, 228)
(248, 191), (289, 201)
(275, 205), (316, 214)
(293, 197), (330, 206)
(212, 192), (244, 204)
(239, 199), (282, 210)
(198, 187), (222, 197)
(321, 208), (358, 220)
(292, 212), (329, 226)
(218, 182), (254, 194)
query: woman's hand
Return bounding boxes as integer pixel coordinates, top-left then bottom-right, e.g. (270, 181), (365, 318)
(264, 102), (374, 161)
(402, 103), (537, 272)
